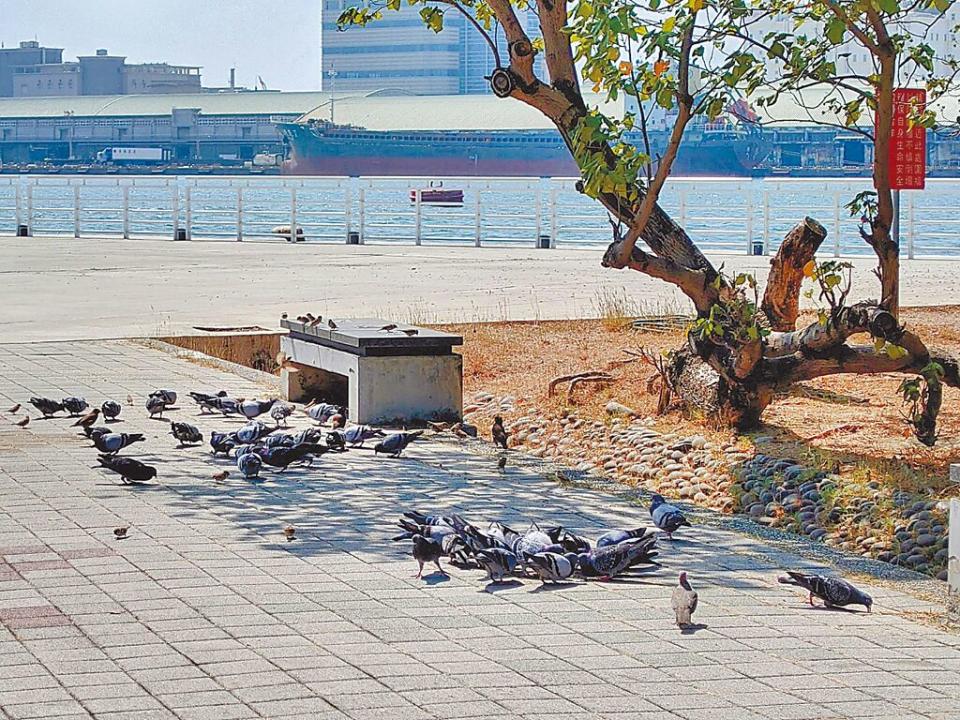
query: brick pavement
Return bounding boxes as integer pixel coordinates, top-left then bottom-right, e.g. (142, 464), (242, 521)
(0, 340), (958, 720)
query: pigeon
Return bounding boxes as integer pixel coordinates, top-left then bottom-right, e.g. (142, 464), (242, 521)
(233, 443), (261, 458)
(237, 452), (263, 479)
(270, 402), (294, 426)
(342, 424), (384, 446)
(292, 427), (322, 445)
(189, 390), (227, 407)
(284, 525), (296, 541)
(93, 432), (145, 455)
(374, 430), (424, 457)
(212, 470), (229, 482)
(210, 431), (237, 456)
(101, 400), (122, 421)
(113, 527), (128, 540)
(491, 416), (509, 449)
(650, 494), (690, 539)
(62, 397), (89, 416)
(596, 527), (650, 548)
(325, 430), (346, 451)
(146, 394), (169, 419)
(29, 397), (64, 417)
(672, 572), (699, 628)
(96, 455), (157, 484)
(85, 425), (113, 441)
(256, 443), (326, 470)
(16, 416), (29, 428)
(475, 548), (519, 583)
(72, 408), (101, 430)
(306, 402), (342, 424)
(778, 571), (873, 611)
(8, 403), (21, 413)
(577, 535), (659, 580)
(191, 393), (237, 415)
(170, 421), (203, 446)
(238, 399), (276, 420)
(149, 389), (177, 406)
(236, 420), (276, 444)
(545, 526), (591, 554)
(262, 432), (297, 448)
(411, 534), (446, 579)
(527, 552), (579, 584)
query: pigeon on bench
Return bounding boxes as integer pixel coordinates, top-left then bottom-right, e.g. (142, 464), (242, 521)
(96, 455), (157, 484)
(650, 494), (690, 539)
(778, 571), (873, 612)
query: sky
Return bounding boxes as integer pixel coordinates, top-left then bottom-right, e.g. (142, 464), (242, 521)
(2, 0), (323, 91)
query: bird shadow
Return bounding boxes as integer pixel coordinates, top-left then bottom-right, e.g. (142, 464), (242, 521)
(529, 581), (579, 593)
(807, 603), (866, 614)
(420, 572), (450, 585)
(482, 579), (524, 593)
(105, 418), (124, 424)
(680, 623), (709, 635)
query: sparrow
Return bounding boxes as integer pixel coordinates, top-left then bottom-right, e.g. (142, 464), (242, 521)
(16, 416), (30, 428)
(72, 408), (101, 430)
(7, 403), (21, 413)
(328, 319), (338, 329)
(379, 324), (398, 332)
(212, 470), (230, 482)
(114, 527), (128, 540)
(284, 526), (296, 541)
(309, 315), (324, 326)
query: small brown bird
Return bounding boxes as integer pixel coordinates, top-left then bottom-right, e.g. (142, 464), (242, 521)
(281, 312), (288, 320)
(497, 455), (507, 472)
(309, 315), (324, 326)
(283, 526), (296, 542)
(328, 319), (338, 329)
(379, 323), (397, 332)
(113, 527), (128, 540)
(399, 328), (419, 336)
(126, 394), (134, 406)
(16, 416), (30, 428)
(8, 403), (21, 413)
(72, 408), (101, 430)
(212, 470), (230, 482)
(491, 416), (509, 449)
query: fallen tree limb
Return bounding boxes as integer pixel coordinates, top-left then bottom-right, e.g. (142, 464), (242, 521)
(761, 217), (828, 331)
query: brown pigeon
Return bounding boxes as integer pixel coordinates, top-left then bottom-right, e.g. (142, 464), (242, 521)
(672, 571), (699, 628)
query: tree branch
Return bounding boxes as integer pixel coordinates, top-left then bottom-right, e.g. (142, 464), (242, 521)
(761, 217), (828, 331)
(604, 244), (717, 314)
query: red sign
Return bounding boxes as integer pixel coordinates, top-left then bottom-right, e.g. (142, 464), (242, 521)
(882, 88), (926, 190)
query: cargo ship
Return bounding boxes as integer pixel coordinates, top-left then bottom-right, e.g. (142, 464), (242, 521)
(276, 118), (769, 177)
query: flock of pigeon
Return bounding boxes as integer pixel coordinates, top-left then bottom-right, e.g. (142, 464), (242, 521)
(10, 391), (875, 627)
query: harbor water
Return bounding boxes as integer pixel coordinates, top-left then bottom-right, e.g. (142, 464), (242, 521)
(1, 175), (958, 257)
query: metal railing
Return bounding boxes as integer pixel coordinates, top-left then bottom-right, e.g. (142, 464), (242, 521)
(1, 174), (958, 257)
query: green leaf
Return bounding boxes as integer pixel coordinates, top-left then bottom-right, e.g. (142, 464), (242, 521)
(825, 18), (845, 44)
(878, 0), (899, 13)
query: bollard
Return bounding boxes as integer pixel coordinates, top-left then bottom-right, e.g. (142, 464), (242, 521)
(347, 231), (360, 245)
(174, 228), (188, 241)
(950, 464), (959, 598)
(752, 240), (764, 256)
(537, 234), (551, 249)
(16, 224), (29, 237)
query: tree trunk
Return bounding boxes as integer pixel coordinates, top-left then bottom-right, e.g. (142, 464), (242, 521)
(761, 217), (827, 331)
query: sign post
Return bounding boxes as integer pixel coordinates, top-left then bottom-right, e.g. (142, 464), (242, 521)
(882, 88), (927, 246)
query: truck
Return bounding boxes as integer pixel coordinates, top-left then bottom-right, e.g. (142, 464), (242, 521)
(96, 147), (170, 165)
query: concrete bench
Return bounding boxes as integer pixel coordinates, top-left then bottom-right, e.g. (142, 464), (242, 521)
(951, 464), (959, 600)
(279, 317), (463, 424)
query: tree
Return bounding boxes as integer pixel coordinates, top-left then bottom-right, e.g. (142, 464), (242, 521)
(339, 0), (960, 445)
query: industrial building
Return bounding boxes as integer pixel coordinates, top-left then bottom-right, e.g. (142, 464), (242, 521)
(0, 41), (202, 98)
(320, 1), (545, 95)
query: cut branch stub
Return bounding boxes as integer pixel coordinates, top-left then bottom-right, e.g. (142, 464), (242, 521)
(761, 217), (827, 331)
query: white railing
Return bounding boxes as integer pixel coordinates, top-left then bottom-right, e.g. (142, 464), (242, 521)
(0, 174), (958, 257)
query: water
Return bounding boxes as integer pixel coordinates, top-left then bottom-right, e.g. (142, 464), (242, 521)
(1, 175), (958, 257)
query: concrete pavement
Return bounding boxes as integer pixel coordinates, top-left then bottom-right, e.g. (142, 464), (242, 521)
(1, 339), (958, 720)
(2, 236), (960, 342)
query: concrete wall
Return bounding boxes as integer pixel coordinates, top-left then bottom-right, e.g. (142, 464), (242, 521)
(951, 465), (959, 597)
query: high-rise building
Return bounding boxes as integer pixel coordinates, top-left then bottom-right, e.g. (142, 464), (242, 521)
(321, 0), (545, 95)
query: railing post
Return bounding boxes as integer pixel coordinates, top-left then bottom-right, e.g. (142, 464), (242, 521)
(172, 186), (180, 240)
(290, 185), (298, 243)
(534, 180), (543, 247)
(26, 182), (33, 235)
(185, 185), (192, 240)
(358, 187), (366, 244)
(344, 181), (352, 243)
(73, 184), (81, 238)
(122, 185), (130, 239)
(745, 187), (754, 255)
(762, 190), (770, 254)
(474, 189), (482, 247)
(907, 192), (915, 260)
(832, 191), (841, 257)
(15, 179), (22, 230)
(236, 186), (243, 241)
(413, 188), (422, 246)
(550, 185), (558, 248)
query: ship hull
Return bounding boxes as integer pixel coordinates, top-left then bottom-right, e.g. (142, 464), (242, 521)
(278, 122), (761, 177)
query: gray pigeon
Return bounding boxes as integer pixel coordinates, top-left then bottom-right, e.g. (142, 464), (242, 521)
(527, 552), (579, 584)
(236, 420), (275, 444)
(238, 399), (275, 420)
(672, 572), (699, 628)
(343, 424), (384, 446)
(62, 397), (89, 416)
(778, 571), (873, 611)
(93, 432), (145, 455)
(412, 534), (447, 579)
(596, 527), (649, 548)
(475, 548), (519, 583)
(270, 401), (294, 426)
(149, 389), (177, 406)
(101, 400), (122, 421)
(374, 430), (424, 457)
(29, 397), (65, 417)
(146, 394), (169, 419)
(577, 534), (658, 580)
(650, 494), (690, 539)
(237, 452), (262, 479)
(306, 402), (342, 424)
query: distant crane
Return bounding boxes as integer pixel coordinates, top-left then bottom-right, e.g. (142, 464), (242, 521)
(257, 75), (268, 91)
